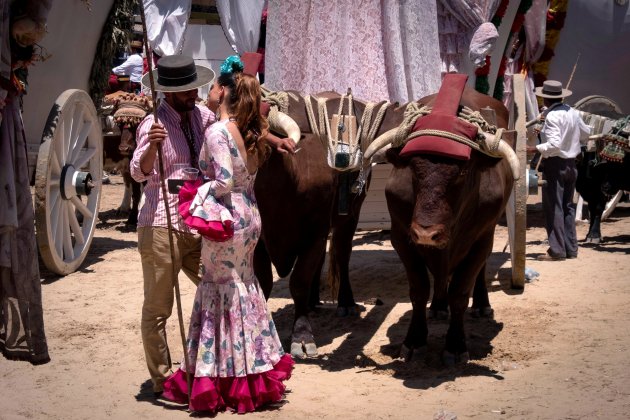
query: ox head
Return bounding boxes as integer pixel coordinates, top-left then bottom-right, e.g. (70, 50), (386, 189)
(377, 87), (517, 249)
(387, 147), (481, 249)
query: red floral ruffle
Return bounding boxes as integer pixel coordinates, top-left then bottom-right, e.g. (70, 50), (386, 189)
(162, 354), (294, 414)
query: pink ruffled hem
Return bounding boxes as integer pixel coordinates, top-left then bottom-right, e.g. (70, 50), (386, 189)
(162, 354), (294, 414)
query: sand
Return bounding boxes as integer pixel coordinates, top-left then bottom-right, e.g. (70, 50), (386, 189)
(1, 174), (629, 419)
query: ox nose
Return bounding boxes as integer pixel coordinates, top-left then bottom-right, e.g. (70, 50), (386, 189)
(410, 222), (448, 248)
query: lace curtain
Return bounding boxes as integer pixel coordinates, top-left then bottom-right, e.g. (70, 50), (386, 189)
(437, 0), (501, 74)
(143, 0), (191, 57)
(264, 0), (441, 104)
(215, 0), (265, 54)
(523, 0), (548, 64)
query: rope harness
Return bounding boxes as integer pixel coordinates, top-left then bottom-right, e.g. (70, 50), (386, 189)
(302, 92), (390, 171)
(392, 103), (505, 158)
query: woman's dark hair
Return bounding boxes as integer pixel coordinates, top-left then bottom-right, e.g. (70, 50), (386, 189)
(218, 71), (270, 165)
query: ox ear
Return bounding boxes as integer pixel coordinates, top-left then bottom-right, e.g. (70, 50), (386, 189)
(385, 147), (409, 168)
(501, 130), (517, 151)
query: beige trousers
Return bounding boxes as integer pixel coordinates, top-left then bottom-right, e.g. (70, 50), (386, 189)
(137, 227), (201, 393)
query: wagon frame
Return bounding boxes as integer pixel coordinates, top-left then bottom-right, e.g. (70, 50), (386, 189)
(22, 1), (121, 275)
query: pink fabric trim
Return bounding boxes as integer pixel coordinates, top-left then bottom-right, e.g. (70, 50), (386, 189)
(178, 179), (234, 241)
(163, 354), (294, 414)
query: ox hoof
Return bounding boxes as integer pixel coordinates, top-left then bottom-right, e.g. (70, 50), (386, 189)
(290, 341), (318, 359)
(290, 342), (306, 359)
(304, 343), (318, 358)
(428, 308), (449, 320)
(442, 351), (470, 367)
(336, 305), (361, 317)
(399, 344), (427, 362)
(585, 236), (602, 244)
(470, 306), (494, 319)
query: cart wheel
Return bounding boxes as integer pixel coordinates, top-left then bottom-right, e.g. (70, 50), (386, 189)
(34, 89), (102, 275)
(506, 74), (527, 289)
(573, 95), (624, 119)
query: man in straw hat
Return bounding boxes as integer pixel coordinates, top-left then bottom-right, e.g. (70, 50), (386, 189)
(130, 54), (215, 397)
(526, 80), (591, 261)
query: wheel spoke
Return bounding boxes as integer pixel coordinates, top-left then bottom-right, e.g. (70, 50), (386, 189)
(68, 121), (91, 164)
(63, 112), (74, 161)
(51, 150), (62, 176)
(53, 201), (64, 260)
(70, 196), (93, 220)
(62, 203), (74, 261)
(55, 119), (67, 164)
(74, 147), (97, 170)
(69, 104), (85, 151)
(67, 203), (85, 246)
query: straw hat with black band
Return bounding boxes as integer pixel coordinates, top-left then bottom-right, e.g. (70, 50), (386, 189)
(141, 55), (215, 93)
(534, 80), (572, 99)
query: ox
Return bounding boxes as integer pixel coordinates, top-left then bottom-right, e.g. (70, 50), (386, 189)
(102, 92), (151, 226)
(256, 92), (404, 358)
(367, 75), (519, 364)
(576, 129), (630, 243)
(103, 127), (142, 226)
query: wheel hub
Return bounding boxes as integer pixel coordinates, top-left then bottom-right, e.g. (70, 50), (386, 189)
(60, 165), (94, 199)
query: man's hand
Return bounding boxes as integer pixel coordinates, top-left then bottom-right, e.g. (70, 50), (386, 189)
(147, 123), (167, 149)
(526, 145), (538, 154)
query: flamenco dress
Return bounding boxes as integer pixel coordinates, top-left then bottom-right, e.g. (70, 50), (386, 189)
(163, 121), (293, 413)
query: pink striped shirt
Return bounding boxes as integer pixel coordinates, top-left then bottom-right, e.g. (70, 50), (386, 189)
(131, 101), (215, 230)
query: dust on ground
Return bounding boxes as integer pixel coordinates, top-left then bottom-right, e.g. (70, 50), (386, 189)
(2, 175), (629, 419)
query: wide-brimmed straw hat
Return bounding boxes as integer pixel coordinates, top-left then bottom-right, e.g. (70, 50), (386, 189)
(535, 80), (572, 99)
(141, 55), (215, 93)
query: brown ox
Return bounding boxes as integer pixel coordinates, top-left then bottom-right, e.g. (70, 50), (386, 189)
(383, 85), (516, 365)
(103, 127), (142, 226)
(255, 92), (404, 358)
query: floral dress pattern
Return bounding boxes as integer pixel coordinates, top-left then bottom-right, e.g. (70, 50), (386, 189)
(163, 121), (293, 413)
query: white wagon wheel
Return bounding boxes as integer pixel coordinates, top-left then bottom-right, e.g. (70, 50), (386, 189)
(34, 89), (102, 275)
(573, 95), (623, 119)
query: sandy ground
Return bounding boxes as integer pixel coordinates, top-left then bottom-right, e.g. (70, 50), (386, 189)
(2, 174), (630, 420)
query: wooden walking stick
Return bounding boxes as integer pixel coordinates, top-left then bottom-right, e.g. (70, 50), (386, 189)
(138, 1), (193, 403)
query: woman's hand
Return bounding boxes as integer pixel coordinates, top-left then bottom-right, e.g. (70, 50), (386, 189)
(266, 133), (297, 154)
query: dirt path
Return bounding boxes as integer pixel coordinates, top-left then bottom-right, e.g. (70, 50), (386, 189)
(1, 175), (629, 419)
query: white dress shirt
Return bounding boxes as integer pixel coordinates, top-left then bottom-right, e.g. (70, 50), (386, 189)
(536, 103), (591, 159)
(112, 53), (144, 83)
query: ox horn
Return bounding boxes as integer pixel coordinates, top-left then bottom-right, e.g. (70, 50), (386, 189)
(269, 111), (301, 145)
(364, 128), (397, 160)
(481, 133), (521, 180)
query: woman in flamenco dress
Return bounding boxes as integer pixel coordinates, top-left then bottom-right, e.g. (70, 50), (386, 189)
(163, 55), (293, 414)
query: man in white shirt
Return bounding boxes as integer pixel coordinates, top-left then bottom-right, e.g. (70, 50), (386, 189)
(527, 80), (591, 261)
(112, 40), (144, 92)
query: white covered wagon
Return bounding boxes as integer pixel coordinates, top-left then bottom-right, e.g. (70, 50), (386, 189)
(22, 1), (118, 275)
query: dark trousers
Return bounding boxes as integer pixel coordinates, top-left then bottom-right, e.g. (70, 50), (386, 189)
(541, 156), (578, 257)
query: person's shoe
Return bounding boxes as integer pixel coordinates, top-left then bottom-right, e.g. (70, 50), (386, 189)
(537, 254), (566, 261)
(567, 253), (577, 259)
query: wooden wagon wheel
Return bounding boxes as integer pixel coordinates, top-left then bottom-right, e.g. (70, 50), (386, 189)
(34, 89), (102, 275)
(573, 95), (624, 119)
(505, 74), (528, 289)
